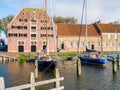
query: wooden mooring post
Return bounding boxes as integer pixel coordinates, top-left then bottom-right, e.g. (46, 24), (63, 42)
(112, 57), (117, 73)
(30, 72), (35, 90)
(117, 54), (120, 68)
(54, 68), (60, 88)
(0, 77), (5, 90)
(76, 59), (81, 76)
(34, 60), (38, 79)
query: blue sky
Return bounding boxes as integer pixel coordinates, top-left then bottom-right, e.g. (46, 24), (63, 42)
(0, 0), (120, 24)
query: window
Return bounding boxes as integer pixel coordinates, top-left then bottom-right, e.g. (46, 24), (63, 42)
(31, 34), (36, 37)
(19, 34), (27, 37)
(115, 34), (118, 39)
(31, 19), (36, 22)
(18, 41), (24, 45)
(74, 41), (78, 47)
(41, 19), (46, 23)
(97, 42), (100, 47)
(33, 12), (36, 16)
(118, 42), (120, 47)
(68, 41), (72, 47)
(80, 42), (84, 47)
(110, 42), (114, 47)
(103, 42), (108, 47)
(87, 42), (90, 47)
(31, 26), (36, 29)
(19, 18), (27, 22)
(108, 34), (111, 39)
(11, 25), (27, 30)
(22, 12), (25, 16)
(31, 41), (36, 45)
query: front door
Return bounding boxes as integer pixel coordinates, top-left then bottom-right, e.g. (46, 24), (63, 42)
(61, 41), (64, 49)
(31, 45), (36, 52)
(92, 44), (94, 50)
(18, 45), (24, 52)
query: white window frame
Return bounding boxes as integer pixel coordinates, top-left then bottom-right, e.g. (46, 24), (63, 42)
(97, 42), (100, 47)
(68, 41), (72, 47)
(80, 42), (84, 47)
(103, 42), (108, 47)
(108, 34), (111, 39)
(115, 33), (118, 39)
(110, 42), (114, 47)
(73, 41), (78, 47)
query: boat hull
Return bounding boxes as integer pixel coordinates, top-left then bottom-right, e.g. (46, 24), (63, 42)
(26, 58), (57, 70)
(78, 56), (107, 65)
(38, 60), (57, 71)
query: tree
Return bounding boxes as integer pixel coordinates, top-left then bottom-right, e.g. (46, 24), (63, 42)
(0, 15), (14, 30)
(53, 16), (78, 24)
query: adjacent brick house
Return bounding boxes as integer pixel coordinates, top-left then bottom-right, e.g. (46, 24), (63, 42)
(7, 7), (57, 53)
(57, 23), (101, 52)
(94, 22), (120, 52)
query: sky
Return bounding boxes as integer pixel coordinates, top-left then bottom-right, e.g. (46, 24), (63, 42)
(0, 0), (120, 24)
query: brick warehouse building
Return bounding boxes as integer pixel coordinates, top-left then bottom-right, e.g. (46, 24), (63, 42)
(7, 7), (57, 53)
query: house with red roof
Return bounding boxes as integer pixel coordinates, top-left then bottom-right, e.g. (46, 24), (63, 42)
(57, 23), (101, 52)
(94, 22), (120, 52)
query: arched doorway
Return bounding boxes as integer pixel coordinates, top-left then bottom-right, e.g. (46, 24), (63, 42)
(91, 44), (94, 50)
(31, 45), (36, 52)
(18, 45), (24, 52)
(61, 41), (64, 49)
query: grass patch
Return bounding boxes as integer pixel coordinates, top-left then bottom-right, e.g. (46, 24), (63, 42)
(57, 53), (77, 57)
(18, 54), (36, 62)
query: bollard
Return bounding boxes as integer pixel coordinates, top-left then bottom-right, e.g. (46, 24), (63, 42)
(0, 77), (5, 90)
(54, 68), (60, 88)
(117, 54), (120, 68)
(112, 58), (117, 73)
(34, 60), (38, 78)
(76, 59), (81, 76)
(30, 72), (35, 90)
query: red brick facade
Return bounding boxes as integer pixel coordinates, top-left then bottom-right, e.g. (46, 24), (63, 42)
(7, 8), (57, 53)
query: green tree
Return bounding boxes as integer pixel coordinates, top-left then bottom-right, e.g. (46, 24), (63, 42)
(53, 16), (78, 24)
(0, 15), (14, 30)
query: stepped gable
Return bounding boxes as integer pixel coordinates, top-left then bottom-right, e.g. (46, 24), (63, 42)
(57, 23), (100, 36)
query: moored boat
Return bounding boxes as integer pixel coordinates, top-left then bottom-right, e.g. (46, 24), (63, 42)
(27, 55), (57, 70)
(78, 50), (107, 65)
(78, 53), (107, 65)
(38, 59), (57, 71)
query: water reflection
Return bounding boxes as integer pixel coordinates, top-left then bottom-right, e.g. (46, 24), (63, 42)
(0, 60), (120, 90)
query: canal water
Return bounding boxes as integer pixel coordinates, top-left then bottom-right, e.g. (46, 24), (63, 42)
(0, 60), (120, 90)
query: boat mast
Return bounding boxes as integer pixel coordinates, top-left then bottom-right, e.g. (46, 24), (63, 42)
(115, 27), (118, 54)
(45, 0), (49, 55)
(85, 0), (88, 49)
(49, 0), (57, 54)
(77, 0), (86, 55)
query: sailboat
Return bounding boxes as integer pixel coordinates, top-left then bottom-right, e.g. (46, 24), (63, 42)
(77, 0), (107, 66)
(27, 0), (57, 70)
